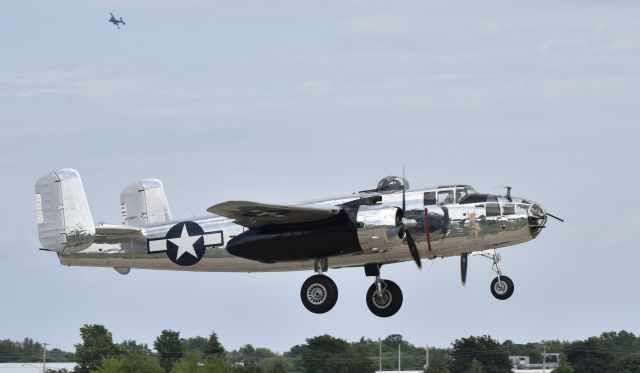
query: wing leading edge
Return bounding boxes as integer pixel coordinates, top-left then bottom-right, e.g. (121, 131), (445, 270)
(207, 201), (341, 228)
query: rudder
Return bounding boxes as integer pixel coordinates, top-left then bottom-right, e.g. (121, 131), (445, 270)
(35, 169), (95, 253)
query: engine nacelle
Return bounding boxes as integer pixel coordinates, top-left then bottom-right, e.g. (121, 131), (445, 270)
(356, 205), (402, 252)
(226, 205), (404, 263)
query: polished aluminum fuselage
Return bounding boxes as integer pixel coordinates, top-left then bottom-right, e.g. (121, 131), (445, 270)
(58, 189), (539, 273)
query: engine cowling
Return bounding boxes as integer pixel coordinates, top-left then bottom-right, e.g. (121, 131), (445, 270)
(355, 205), (403, 252)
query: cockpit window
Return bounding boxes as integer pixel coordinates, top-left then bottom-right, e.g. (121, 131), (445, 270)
(516, 204), (530, 214)
(502, 203), (515, 215)
(437, 190), (455, 205)
(456, 187), (478, 202)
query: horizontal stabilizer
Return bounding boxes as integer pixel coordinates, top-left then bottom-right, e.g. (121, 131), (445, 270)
(207, 201), (341, 228)
(95, 224), (146, 243)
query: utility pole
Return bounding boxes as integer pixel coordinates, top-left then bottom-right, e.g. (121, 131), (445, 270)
(42, 343), (49, 373)
(425, 345), (430, 371)
(542, 344), (547, 373)
(379, 337), (382, 373)
(398, 344), (401, 372)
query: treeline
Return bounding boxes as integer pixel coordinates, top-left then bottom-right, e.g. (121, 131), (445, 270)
(0, 338), (74, 363)
(2, 327), (640, 372)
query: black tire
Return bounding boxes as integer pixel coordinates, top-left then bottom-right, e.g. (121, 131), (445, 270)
(300, 275), (338, 314)
(366, 279), (403, 318)
(490, 275), (514, 300)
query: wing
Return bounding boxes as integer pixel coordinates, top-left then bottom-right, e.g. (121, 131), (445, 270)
(207, 201), (341, 228)
(110, 12), (115, 18)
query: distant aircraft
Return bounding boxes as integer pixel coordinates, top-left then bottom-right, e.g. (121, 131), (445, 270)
(35, 170), (563, 317)
(108, 12), (125, 29)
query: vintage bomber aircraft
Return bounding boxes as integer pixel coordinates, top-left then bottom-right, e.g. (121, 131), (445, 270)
(35, 169), (562, 317)
(108, 12), (125, 29)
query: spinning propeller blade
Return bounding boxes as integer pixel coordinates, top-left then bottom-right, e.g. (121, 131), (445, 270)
(460, 253), (468, 286)
(400, 167), (421, 269)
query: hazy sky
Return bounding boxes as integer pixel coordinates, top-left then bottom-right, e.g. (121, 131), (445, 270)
(1, 0), (639, 355)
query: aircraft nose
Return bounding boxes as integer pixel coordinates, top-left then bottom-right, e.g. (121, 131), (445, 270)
(527, 202), (547, 238)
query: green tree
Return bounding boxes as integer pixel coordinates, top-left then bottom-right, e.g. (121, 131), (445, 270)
(610, 353), (640, 373)
(0, 339), (20, 362)
(424, 358), (451, 373)
(118, 340), (152, 356)
(154, 330), (183, 373)
(599, 330), (640, 354)
(450, 335), (511, 373)
(230, 361), (264, 373)
(171, 351), (230, 373)
(74, 324), (118, 373)
(300, 335), (375, 373)
(551, 362), (573, 373)
(96, 352), (162, 373)
(564, 337), (613, 373)
(183, 336), (208, 354)
(204, 332), (225, 358)
(258, 356), (293, 373)
(469, 359), (484, 373)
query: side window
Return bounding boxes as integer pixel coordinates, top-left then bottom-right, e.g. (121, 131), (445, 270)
(424, 191), (436, 206)
(503, 203), (515, 215)
(437, 190), (454, 205)
(486, 202), (500, 217)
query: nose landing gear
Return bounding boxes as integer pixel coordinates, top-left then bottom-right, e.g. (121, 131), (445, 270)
(480, 249), (514, 300)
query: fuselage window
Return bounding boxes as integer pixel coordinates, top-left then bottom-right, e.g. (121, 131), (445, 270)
(502, 203), (515, 215)
(424, 191), (436, 206)
(486, 202), (500, 217)
(437, 190), (455, 205)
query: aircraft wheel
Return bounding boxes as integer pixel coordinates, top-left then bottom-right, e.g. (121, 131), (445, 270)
(300, 275), (338, 314)
(490, 275), (514, 300)
(366, 279), (403, 318)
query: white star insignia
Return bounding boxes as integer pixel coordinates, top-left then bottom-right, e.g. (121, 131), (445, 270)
(168, 225), (202, 260)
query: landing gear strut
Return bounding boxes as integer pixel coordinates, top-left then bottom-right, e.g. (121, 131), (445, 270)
(364, 264), (403, 317)
(481, 250), (514, 300)
(300, 258), (338, 314)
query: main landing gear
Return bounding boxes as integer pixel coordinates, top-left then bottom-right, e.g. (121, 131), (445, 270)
(300, 259), (404, 317)
(300, 258), (338, 314)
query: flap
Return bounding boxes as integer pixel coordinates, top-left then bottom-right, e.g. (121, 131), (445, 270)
(207, 201), (341, 228)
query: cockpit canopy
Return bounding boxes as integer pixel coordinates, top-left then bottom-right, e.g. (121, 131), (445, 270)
(424, 185), (479, 205)
(375, 176), (409, 192)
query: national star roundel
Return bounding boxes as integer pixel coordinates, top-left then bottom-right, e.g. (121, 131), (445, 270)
(164, 221), (206, 266)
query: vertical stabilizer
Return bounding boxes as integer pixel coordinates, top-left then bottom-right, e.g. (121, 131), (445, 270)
(120, 179), (172, 226)
(35, 169), (95, 253)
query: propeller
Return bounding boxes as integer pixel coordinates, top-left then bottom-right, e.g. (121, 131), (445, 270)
(399, 167), (421, 269)
(460, 253), (468, 286)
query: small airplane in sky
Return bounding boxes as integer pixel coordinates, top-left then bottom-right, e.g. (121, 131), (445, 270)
(35, 169), (562, 317)
(108, 12), (125, 29)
